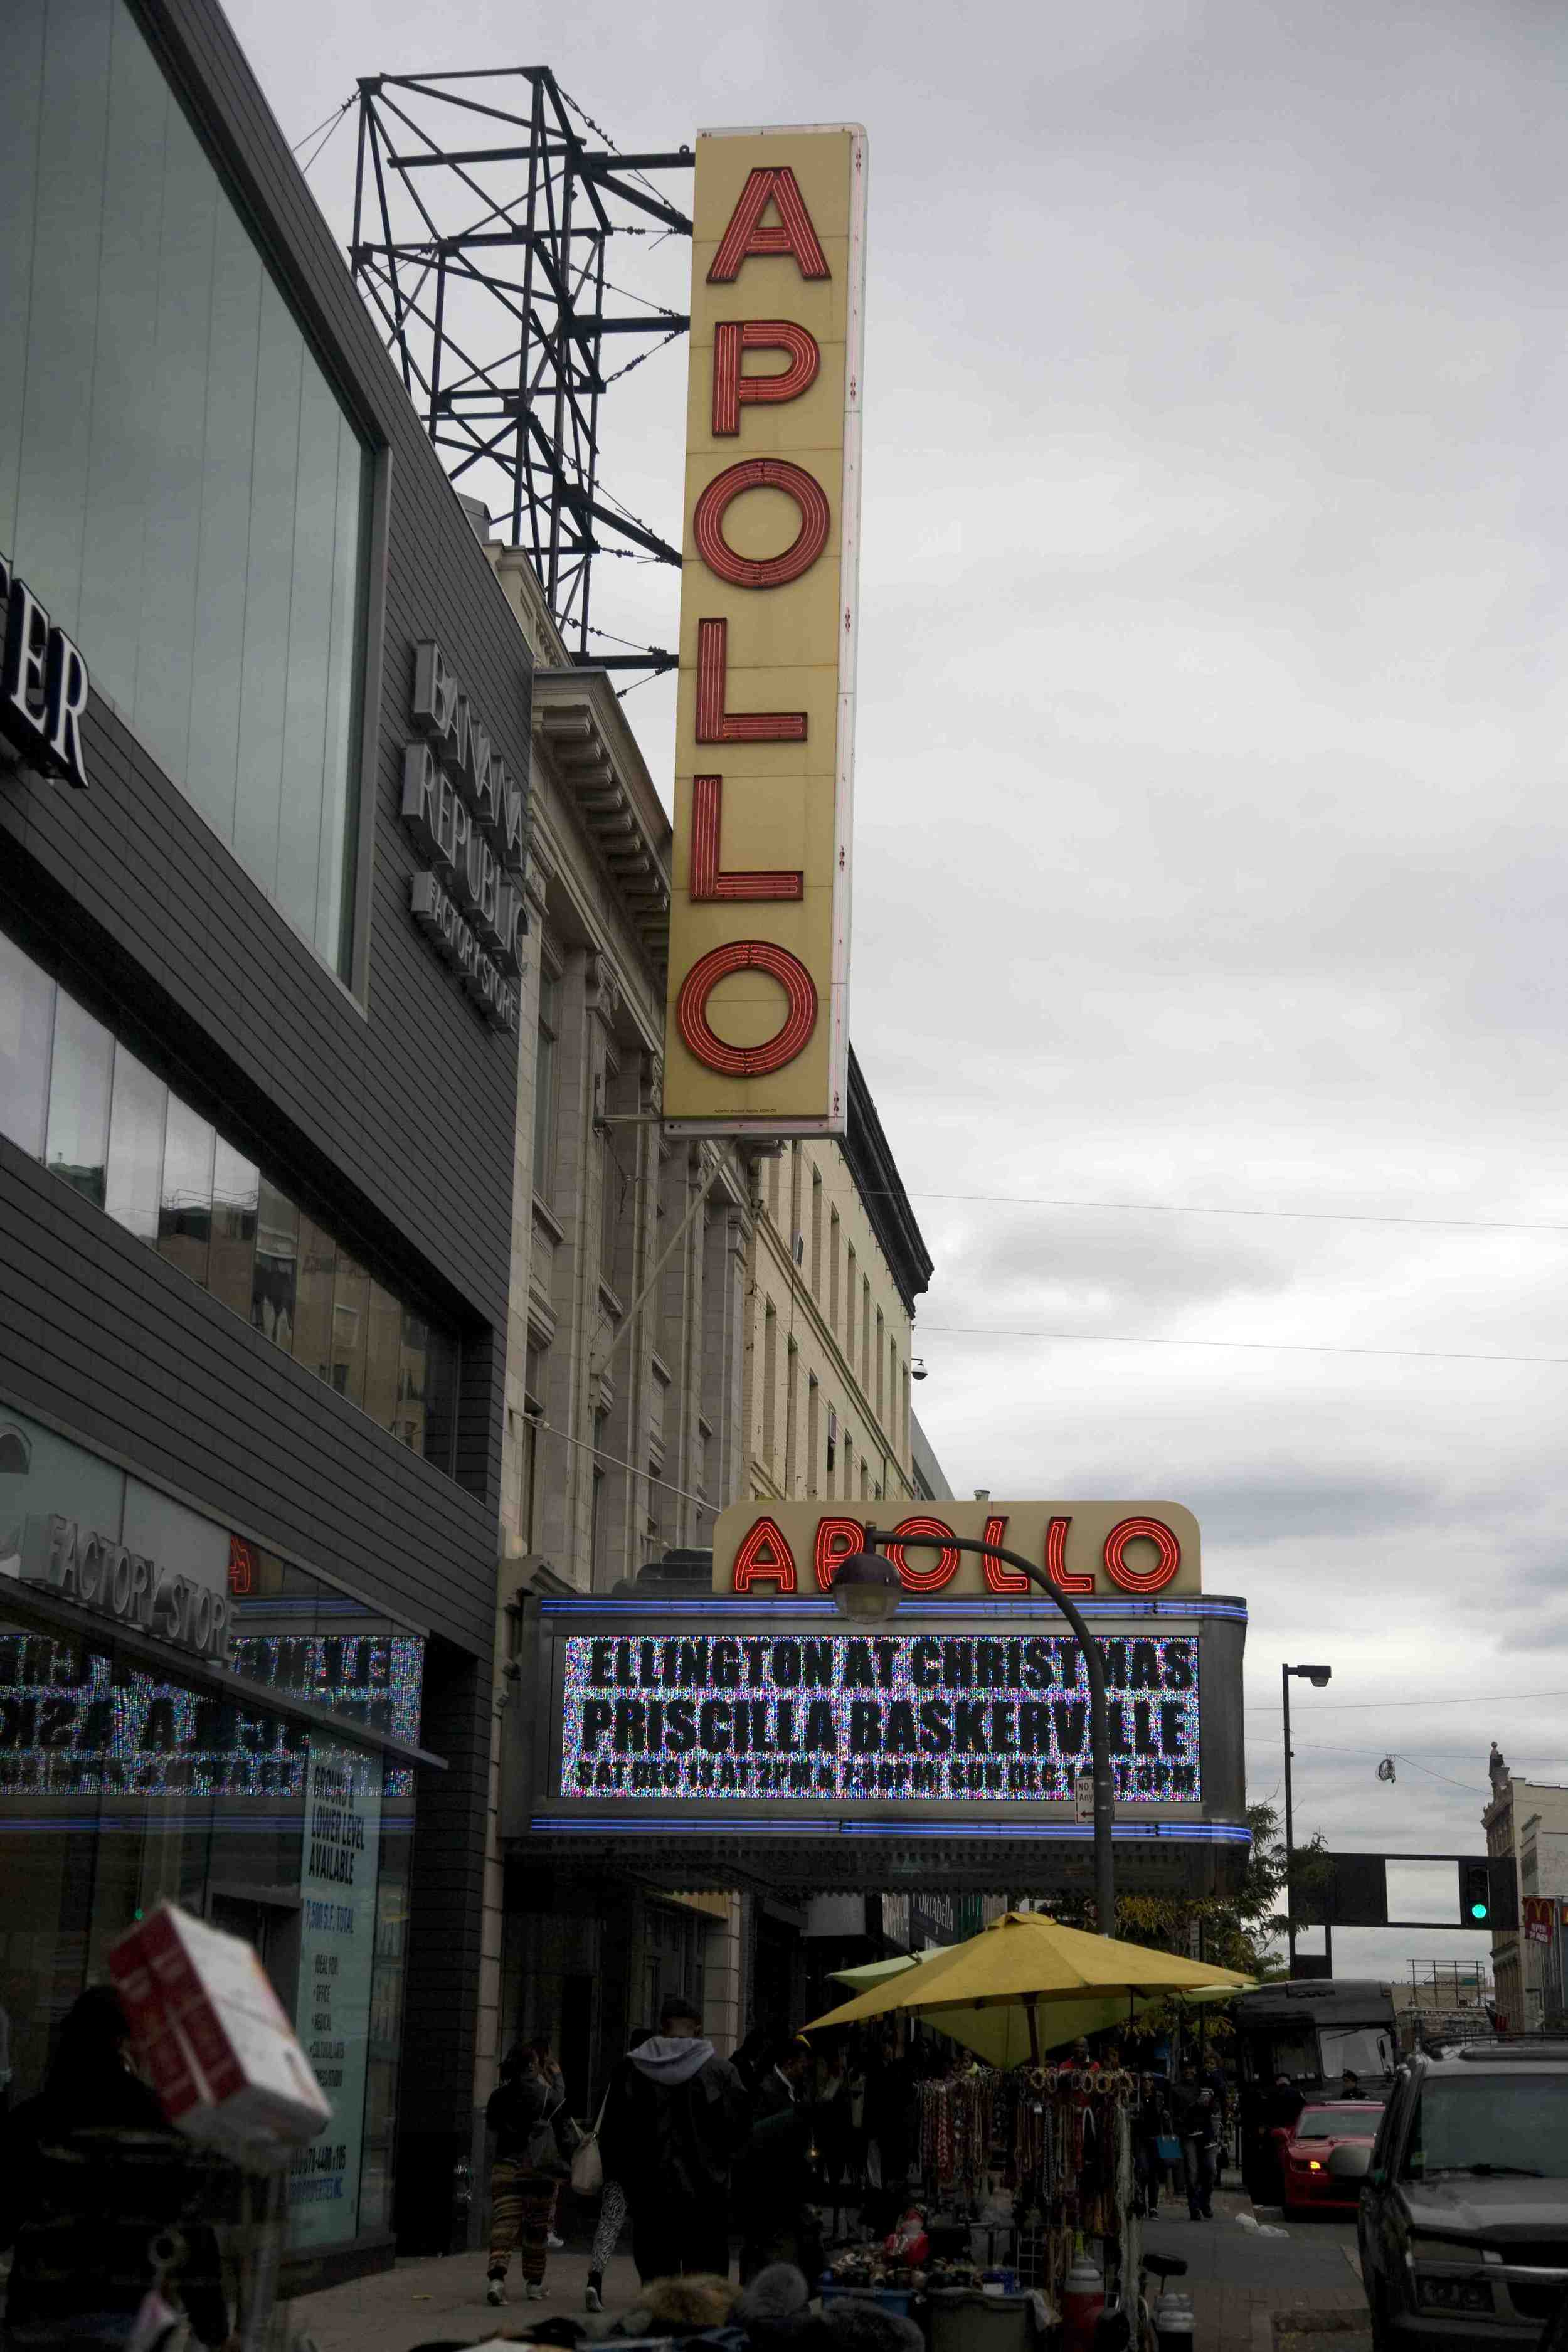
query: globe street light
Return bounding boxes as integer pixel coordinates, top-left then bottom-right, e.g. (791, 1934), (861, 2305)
(832, 1527), (1118, 1937)
(1282, 1662), (1333, 1974)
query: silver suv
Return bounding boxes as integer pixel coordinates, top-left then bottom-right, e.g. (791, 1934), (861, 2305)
(1339, 2043), (1568, 2348)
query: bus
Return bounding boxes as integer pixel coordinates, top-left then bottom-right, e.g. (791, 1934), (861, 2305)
(1231, 1980), (1397, 2200)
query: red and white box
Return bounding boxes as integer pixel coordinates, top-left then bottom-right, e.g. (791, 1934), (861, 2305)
(110, 1900), (332, 2155)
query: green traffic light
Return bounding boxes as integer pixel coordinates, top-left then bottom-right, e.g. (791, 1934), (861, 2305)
(1470, 1901), (1488, 1920)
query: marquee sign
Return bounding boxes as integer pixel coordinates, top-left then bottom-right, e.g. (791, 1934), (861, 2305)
(662, 124), (867, 1135)
(561, 1629), (1200, 1804)
(712, 1500), (1201, 1600)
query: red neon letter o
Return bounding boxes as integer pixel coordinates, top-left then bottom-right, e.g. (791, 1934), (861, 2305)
(675, 941), (817, 1078)
(885, 1516), (961, 1595)
(1103, 1517), (1181, 1595)
(692, 458), (831, 589)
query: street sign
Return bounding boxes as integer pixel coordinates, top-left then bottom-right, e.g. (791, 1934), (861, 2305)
(1073, 1772), (1094, 1825)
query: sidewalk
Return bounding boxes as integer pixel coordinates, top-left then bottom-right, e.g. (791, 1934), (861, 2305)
(287, 2197), (1372, 2352)
(289, 2243), (645, 2352)
(1142, 2190), (1370, 2352)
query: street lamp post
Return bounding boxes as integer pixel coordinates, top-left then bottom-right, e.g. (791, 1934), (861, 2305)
(830, 1529), (1118, 1939)
(1281, 1661), (1333, 1975)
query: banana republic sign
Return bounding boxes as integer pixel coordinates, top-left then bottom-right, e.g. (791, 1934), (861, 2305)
(401, 641), (528, 1033)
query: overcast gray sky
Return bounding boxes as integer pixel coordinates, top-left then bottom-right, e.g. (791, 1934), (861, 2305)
(231, 0), (1568, 1979)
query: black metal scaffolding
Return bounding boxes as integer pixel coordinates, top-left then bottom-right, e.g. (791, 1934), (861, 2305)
(350, 68), (692, 669)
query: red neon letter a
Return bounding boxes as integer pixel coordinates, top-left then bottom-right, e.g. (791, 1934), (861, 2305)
(732, 1515), (797, 1592)
(707, 168), (831, 283)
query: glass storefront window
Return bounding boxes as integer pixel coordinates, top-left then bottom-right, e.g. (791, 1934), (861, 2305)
(159, 1098), (216, 1285)
(253, 1179), (300, 1353)
(105, 1045), (169, 1244)
(292, 1214), (338, 1386)
(43, 992), (114, 1208)
(209, 1141), (260, 1319)
(0, 1406), (430, 2254)
(0, 1608), (416, 2254)
(0, 0), (369, 978)
(0, 930), (54, 1157)
(3, 933), (461, 1475)
(332, 1256), (371, 1409)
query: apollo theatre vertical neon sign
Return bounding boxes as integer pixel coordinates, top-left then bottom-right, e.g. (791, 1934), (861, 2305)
(663, 127), (867, 1136)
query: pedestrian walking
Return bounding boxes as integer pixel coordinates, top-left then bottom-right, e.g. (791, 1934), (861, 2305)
(598, 1991), (748, 2283)
(736, 2036), (821, 2286)
(585, 2026), (652, 2313)
(1173, 2066), (1216, 2221)
(0, 1984), (233, 2349)
(485, 2043), (566, 2307)
(1133, 2072), (1173, 2217)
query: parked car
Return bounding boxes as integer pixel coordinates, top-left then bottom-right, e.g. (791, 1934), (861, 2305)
(1344, 2042), (1568, 2349)
(1278, 2100), (1386, 2217)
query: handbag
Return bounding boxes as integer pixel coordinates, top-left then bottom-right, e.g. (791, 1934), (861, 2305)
(570, 2086), (610, 2197)
(1155, 2134), (1182, 2164)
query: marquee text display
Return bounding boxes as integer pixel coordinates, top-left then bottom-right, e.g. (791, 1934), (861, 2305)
(561, 1632), (1200, 1803)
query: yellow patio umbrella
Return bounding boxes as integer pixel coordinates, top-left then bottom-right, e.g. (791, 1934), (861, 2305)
(803, 1910), (1254, 2067)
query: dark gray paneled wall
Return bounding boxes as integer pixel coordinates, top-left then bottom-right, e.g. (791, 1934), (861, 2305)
(0, 0), (533, 2267)
(0, 0), (534, 1656)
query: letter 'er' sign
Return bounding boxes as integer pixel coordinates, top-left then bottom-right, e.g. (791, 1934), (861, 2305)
(662, 126), (867, 1136)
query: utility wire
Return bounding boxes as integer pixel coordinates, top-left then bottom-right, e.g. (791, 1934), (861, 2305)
(917, 1323), (1568, 1370)
(874, 1184), (1568, 1241)
(295, 95), (354, 177)
(1243, 1688), (1568, 1712)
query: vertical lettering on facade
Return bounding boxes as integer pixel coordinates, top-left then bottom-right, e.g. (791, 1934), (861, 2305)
(401, 640), (528, 1034)
(663, 126), (868, 1135)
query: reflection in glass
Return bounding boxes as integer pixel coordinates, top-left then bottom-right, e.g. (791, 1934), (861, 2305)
(252, 1178), (300, 1352)
(397, 1312), (428, 1456)
(1, 0), (368, 977)
(331, 1253), (370, 1408)
(292, 1214), (337, 1383)
(209, 1139), (259, 1316)
(0, 933), (55, 1156)
(45, 993), (114, 1208)
(158, 1097), (215, 1284)
(364, 1281), (401, 1433)
(105, 1046), (167, 1242)
(425, 1326), (459, 1478)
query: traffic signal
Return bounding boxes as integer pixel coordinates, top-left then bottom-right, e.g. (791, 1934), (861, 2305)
(1460, 1860), (1490, 1923)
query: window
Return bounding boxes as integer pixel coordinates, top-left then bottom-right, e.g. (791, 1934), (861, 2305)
(862, 1278), (872, 1392)
(829, 1209), (840, 1330)
(876, 1307), (886, 1420)
(810, 1167), (823, 1299)
(807, 1377), (820, 1500)
(4, 933), (460, 1473)
(532, 970), (559, 1201)
(591, 1409), (608, 1579)
(844, 1244), (856, 1350)
(158, 1097), (215, 1285)
(105, 1046), (167, 1243)
(827, 1404), (838, 1491)
(45, 993), (113, 1207)
(518, 1342), (545, 1549)
(761, 1302), (778, 1472)
(1, 0), (369, 977)
(0, 931), (54, 1156)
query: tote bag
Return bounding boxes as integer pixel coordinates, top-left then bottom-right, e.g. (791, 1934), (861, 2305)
(570, 2087), (610, 2197)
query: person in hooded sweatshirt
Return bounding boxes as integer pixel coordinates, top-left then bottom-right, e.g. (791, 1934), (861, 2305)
(598, 1990), (748, 2282)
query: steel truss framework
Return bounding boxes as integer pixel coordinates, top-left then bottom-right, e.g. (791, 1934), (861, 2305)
(350, 66), (692, 669)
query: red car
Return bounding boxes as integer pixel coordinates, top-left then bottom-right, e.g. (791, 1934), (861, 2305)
(1278, 2100), (1385, 2216)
